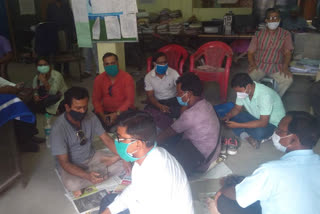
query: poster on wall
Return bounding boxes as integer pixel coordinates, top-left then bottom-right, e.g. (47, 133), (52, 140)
(19, 0), (35, 15)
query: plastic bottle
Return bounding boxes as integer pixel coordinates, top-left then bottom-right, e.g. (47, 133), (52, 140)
(44, 113), (52, 148)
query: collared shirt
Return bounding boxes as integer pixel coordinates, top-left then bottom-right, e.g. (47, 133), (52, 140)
(50, 112), (105, 169)
(0, 77), (15, 87)
(0, 35), (12, 58)
(92, 70), (135, 113)
(236, 150), (320, 214)
(248, 27), (293, 74)
(108, 147), (194, 214)
(144, 67), (179, 100)
(171, 99), (220, 159)
(236, 82), (285, 126)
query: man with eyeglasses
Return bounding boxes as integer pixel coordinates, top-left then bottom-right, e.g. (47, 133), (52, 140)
(99, 111), (194, 214)
(92, 52), (135, 130)
(144, 52), (181, 130)
(248, 8), (293, 97)
(208, 111), (320, 214)
(51, 87), (126, 197)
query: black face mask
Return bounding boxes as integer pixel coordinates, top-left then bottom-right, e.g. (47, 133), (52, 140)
(69, 110), (87, 121)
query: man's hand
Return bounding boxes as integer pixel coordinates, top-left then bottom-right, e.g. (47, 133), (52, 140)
(33, 95), (41, 102)
(122, 160), (132, 175)
(158, 104), (170, 113)
(222, 112), (232, 122)
(280, 66), (292, 78)
(248, 63), (257, 73)
(87, 171), (104, 184)
(0, 85), (20, 94)
(207, 195), (221, 214)
(106, 112), (118, 126)
(225, 121), (242, 129)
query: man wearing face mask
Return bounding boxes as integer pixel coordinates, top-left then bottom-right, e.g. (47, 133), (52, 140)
(99, 111), (194, 214)
(210, 111), (320, 214)
(248, 8), (293, 97)
(224, 73), (285, 149)
(144, 52), (181, 130)
(157, 73), (220, 175)
(50, 87), (125, 198)
(92, 52), (135, 130)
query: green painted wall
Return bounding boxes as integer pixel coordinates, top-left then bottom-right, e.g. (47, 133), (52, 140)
(137, 0), (252, 21)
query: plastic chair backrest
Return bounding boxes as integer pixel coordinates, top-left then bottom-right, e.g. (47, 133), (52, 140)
(195, 41), (233, 68)
(147, 44), (188, 75)
(35, 22), (59, 57)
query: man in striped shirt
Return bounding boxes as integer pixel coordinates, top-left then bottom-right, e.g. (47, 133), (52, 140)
(248, 8), (293, 97)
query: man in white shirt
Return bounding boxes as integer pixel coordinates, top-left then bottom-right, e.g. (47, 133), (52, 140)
(144, 52), (181, 130)
(99, 111), (194, 214)
(209, 111), (320, 214)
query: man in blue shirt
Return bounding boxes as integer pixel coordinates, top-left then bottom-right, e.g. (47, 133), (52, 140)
(209, 111), (320, 214)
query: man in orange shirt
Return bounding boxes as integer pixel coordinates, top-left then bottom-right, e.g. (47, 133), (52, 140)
(92, 52), (135, 129)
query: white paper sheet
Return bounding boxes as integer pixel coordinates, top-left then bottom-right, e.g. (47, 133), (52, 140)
(92, 17), (101, 40)
(119, 13), (137, 38)
(91, 0), (121, 14)
(190, 162), (233, 183)
(104, 16), (121, 39)
(71, 0), (89, 22)
(19, 0), (35, 15)
(121, 0), (138, 13)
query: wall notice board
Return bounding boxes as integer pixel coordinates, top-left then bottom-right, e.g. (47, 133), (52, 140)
(71, 0), (138, 47)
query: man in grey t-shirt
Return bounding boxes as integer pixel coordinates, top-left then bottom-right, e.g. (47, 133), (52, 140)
(50, 87), (124, 197)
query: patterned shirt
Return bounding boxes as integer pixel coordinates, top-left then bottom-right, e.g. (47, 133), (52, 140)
(248, 28), (294, 74)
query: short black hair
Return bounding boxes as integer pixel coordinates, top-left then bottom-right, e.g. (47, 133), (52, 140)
(117, 111), (157, 148)
(265, 8), (280, 19)
(231, 73), (254, 88)
(35, 56), (50, 65)
(102, 52), (118, 61)
(176, 72), (203, 96)
(286, 111), (320, 148)
(152, 52), (167, 63)
(64, 87), (89, 107)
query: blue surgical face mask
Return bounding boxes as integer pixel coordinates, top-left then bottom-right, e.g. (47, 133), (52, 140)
(115, 139), (157, 162)
(176, 92), (188, 106)
(155, 63), (168, 75)
(105, 64), (119, 77)
(37, 65), (50, 74)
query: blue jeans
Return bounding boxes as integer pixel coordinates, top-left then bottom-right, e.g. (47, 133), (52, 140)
(99, 193), (130, 214)
(231, 112), (276, 141)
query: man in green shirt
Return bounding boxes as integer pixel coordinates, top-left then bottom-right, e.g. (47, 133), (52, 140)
(224, 73), (285, 148)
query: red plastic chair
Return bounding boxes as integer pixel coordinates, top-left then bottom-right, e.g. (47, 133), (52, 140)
(190, 41), (233, 102)
(146, 44), (188, 75)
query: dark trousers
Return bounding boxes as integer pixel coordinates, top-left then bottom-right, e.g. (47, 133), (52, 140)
(217, 195), (261, 214)
(231, 112), (276, 141)
(160, 134), (205, 176)
(14, 120), (38, 145)
(310, 81), (320, 118)
(28, 94), (62, 114)
(99, 193), (130, 214)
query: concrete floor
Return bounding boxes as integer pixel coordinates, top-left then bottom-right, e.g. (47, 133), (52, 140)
(0, 59), (319, 214)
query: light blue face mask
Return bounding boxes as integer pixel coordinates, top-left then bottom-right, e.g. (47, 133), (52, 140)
(176, 92), (188, 106)
(115, 139), (157, 162)
(155, 63), (168, 75)
(37, 65), (50, 74)
(105, 64), (119, 77)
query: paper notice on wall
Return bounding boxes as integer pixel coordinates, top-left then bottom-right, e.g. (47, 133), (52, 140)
(71, 0), (89, 23)
(104, 16), (121, 39)
(91, 0), (122, 14)
(19, 0), (35, 15)
(121, 0), (138, 13)
(120, 13), (137, 38)
(92, 17), (101, 40)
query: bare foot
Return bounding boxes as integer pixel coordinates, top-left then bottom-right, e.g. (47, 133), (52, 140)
(72, 190), (82, 198)
(246, 136), (261, 149)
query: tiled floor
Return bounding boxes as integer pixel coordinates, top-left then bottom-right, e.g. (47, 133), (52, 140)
(0, 59), (319, 214)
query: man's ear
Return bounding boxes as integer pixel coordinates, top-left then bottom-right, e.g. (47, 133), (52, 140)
(64, 104), (70, 112)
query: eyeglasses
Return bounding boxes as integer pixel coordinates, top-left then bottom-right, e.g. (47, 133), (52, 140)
(267, 16), (280, 21)
(76, 130), (87, 146)
(115, 134), (138, 143)
(108, 85), (113, 97)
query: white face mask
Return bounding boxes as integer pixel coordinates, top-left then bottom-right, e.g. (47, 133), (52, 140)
(267, 22), (280, 30)
(271, 132), (292, 153)
(237, 88), (249, 99)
